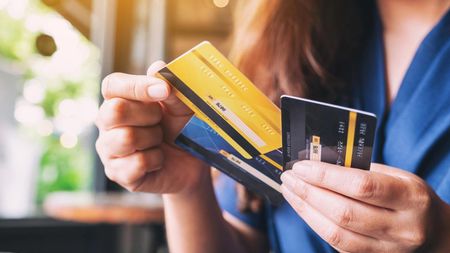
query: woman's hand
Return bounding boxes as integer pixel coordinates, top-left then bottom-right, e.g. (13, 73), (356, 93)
(95, 61), (209, 194)
(280, 161), (450, 253)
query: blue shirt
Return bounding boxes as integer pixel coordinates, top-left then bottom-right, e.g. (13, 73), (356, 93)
(215, 8), (450, 253)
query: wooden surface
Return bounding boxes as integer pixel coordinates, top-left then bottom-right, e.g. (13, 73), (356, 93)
(43, 192), (164, 224)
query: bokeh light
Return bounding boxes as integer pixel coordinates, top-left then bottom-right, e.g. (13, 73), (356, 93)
(14, 99), (45, 126)
(1, 0), (100, 207)
(23, 79), (45, 104)
(37, 119), (53, 136)
(59, 132), (78, 149)
(213, 0), (229, 8)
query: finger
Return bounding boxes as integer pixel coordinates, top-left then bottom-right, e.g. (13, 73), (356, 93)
(282, 185), (386, 253)
(370, 163), (417, 179)
(101, 72), (169, 102)
(146, 63), (193, 141)
(160, 89), (193, 117)
(105, 148), (163, 192)
(147, 60), (166, 76)
(157, 91), (193, 142)
(281, 170), (395, 239)
(133, 143), (209, 193)
(96, 98), (162, 130)
(291, 160), (411, 210)
(99, 126), (163, 158)
(147, 65), (192, 118)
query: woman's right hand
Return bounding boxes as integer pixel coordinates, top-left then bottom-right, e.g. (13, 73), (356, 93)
(95, 61), (210, 194)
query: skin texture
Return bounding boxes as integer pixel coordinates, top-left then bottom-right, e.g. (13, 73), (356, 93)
(96, 61), (267, 253)
(377, 0), (450, 103)
(95, 1), (450, 252)
(280, 1), (450, 252)
(96, 61), (206, 194)
(280, 161), (450, 253)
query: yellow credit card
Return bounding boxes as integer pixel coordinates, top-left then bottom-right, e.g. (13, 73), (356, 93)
(158, 41), (281, 159)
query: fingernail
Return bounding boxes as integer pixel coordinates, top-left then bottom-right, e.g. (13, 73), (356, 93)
(147, 83), (168, 100)
(280, 171), (295, 188)
(292, 161), (312, 179)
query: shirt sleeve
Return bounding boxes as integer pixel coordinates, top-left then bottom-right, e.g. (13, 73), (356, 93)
(214, 173), (266, 232)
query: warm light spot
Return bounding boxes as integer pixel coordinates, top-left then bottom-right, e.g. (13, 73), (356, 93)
(58, 99), (77, 116)
(54, 98), (98, 135)
(5, 0), (28, 19)
(0, 0), (9, 10)
(213, 0), (229, 8)
(37, 120), (53, 136)
(23, 79), (45, 104)
(60, 132), (78, 149)
(14, 100), (44, 125)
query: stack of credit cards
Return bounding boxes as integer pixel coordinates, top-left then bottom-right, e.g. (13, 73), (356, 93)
(158, 41), (377, 205)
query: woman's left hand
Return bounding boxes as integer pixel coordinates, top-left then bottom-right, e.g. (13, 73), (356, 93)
(281, 161), (450, 253)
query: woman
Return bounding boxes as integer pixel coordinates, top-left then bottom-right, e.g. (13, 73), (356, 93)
(95, 0), (450, 252)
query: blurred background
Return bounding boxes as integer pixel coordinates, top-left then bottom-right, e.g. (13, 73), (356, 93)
(0, 0), (233, 252)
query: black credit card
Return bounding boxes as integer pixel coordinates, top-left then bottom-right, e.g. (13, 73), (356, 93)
(281, 95), (377, 170)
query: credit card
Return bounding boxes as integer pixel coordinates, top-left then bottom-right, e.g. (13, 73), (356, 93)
(176, 116), (284, 205)
(157, 41), (281, 160)
(281, 95), (377, 170)
(159, 41), (284, 204)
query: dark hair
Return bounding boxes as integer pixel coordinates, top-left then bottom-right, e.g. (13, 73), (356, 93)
(230, 0), (373, 103)
(229, 0), (374, 212)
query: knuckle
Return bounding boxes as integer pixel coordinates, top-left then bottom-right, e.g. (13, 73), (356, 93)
(106, 98), (128, 123)
(122, 172), (148, 193)
(117, 127), (137, 148)
(335, 205), (353, 227)
(95, 138), (102, 153)
(120, 182), (134, 192)
(120, 172), (137, 187)
(95, 138), (106, 159)
(354, 175), (377, 198)
(101, 76), (110, 98)
(294, 181), (309, 200)
(104, 167), (116, 182)
(408, 228), (427, 247)
(97, 98), (128, 129)
(95, 137), (110, 162)
(116, 164), (142, 191)
(133, 151), (150, 171)
(94, 110), (102, 129)
(109, 97), (127, 114)
(413, 182), (432, 210)
(101, 73), (117, 98)
(314, 166), (326, 184)
(124, 183), (140, 193)
(419, 194), (432, 210)
(124, 186), (136, 193)
(96, 102), (109, 129)
(325, 226), (343, 248)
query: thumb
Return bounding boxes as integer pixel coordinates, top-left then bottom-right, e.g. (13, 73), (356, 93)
(101, 72), (169, 102)
(147, 61), (192, 118)
(147, 61), (193, 142)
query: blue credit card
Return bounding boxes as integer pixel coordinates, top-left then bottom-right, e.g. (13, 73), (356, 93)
(175, 116), (284, 205)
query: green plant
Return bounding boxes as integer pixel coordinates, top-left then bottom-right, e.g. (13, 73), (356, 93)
(0, 0), (100, 205)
